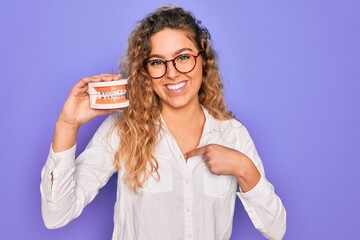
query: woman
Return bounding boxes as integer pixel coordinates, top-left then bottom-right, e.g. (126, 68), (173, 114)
(41, 6), (286, 240)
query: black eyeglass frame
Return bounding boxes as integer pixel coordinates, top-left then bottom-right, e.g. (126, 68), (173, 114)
(144, 50), (204, 79)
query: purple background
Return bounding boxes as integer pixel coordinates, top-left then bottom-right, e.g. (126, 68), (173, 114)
(1, 0), (359, 239)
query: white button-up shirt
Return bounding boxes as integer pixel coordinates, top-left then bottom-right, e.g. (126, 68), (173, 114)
(40, 108), (286, 240)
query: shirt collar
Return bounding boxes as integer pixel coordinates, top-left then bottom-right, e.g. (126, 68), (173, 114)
(201, 105), (218, 134)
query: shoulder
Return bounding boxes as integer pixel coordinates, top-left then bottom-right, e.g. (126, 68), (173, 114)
(91, 113), (122, 149)
(206, 111), (244, 132)
(97, 112), (121, 132)
(208, 113), (253, 141)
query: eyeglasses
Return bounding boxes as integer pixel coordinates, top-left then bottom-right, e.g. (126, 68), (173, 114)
(145, 51), (203, 79)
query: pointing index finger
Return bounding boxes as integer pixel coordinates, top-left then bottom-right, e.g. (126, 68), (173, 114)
(184, 146), (207, 159)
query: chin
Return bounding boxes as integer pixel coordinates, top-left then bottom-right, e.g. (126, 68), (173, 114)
(164, 97), (198, 110)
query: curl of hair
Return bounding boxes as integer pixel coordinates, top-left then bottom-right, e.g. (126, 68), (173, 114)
(114, 6), (233, 192)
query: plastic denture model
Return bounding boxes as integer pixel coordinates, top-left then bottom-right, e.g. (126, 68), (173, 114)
(87, 79), (129, 109)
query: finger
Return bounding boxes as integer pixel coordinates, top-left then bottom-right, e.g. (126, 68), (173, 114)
(202, 153), (209, 162)
(204, 162), (209, 169)
(75, 77), (93, 89)
(75, 76), (103, 89)
(77, 74), (120, 87)
(97, 74), (120, 81)
(185, 146), (207, 159)
(114, 74), (122, 80)
(204, 162), (212, 172)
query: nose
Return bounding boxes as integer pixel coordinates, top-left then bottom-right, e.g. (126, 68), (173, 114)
(165, 61), (179, 80)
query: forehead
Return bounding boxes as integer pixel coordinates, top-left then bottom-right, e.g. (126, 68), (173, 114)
(149, 28), (197, 55)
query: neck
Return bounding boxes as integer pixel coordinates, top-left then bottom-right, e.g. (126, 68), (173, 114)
(161, 103), (204, 129)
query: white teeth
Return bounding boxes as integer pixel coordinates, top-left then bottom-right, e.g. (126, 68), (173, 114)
(166, 81), (186, 90)
(98, 90), (126, 99)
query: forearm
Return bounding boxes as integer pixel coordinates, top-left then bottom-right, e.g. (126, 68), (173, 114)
(41, 115), (117, 229)
(40, 145), (81, 229)
(237, 177), (287, 240)
(234, 125), (286, 239)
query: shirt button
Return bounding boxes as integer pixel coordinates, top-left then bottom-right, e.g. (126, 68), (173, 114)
(186, 207), (191, 212)
(187, 233), (192, 238)
(185, 179), (190, 184)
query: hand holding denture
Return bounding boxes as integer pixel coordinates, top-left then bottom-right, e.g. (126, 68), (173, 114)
(58, 73), (123, 128)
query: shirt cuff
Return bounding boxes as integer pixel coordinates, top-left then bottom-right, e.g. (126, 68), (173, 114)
(44, 144), (77, 172)
(236, 175), (274, 204)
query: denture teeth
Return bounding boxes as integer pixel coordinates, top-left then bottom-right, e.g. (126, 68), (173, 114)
(97, 90), (126, 99)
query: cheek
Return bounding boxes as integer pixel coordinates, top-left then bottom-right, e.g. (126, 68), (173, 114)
(151, 80), (162, 95)
(194, 59), (204, 77)
(191, 65), (203, 84)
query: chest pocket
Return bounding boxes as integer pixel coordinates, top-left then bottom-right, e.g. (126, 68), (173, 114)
(142, 156), (173, 194)
(203, 166), (234, 198)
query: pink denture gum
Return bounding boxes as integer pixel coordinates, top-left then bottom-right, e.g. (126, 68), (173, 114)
(87, 79), (129, 109)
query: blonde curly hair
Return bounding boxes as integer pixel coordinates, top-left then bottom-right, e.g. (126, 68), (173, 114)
(114, 6), (233, 191)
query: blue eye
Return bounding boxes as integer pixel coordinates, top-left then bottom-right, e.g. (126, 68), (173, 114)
(177, 54), (190, 62)
(149, 60), (164, 67)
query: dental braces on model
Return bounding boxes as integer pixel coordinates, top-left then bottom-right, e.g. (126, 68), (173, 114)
(97, 89), (126, 100)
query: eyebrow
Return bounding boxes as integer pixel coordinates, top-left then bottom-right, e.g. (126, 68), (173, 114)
(148, 48), (194, 59)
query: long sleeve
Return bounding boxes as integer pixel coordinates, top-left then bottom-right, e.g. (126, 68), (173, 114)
(40, 114), (119, 229)
(236, 125), (287, 240)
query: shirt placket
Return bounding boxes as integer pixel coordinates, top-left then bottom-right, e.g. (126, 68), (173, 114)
(183, 164), (193, 240)
(161, 111), (215, 240)
(163, 128), (195, 240)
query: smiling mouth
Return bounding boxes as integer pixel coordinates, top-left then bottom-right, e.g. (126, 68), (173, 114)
(165, 81), (186, 91)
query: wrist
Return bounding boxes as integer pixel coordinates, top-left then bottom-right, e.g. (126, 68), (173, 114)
(233, 157), (255, 180)
(231, 152), (247, 180)
(52, 118), (79, 152)
(57, 120), (79, 131)
(56, 115), (80, 130)
(233, 154), (261, 192)
(234, 163), (246, 182)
